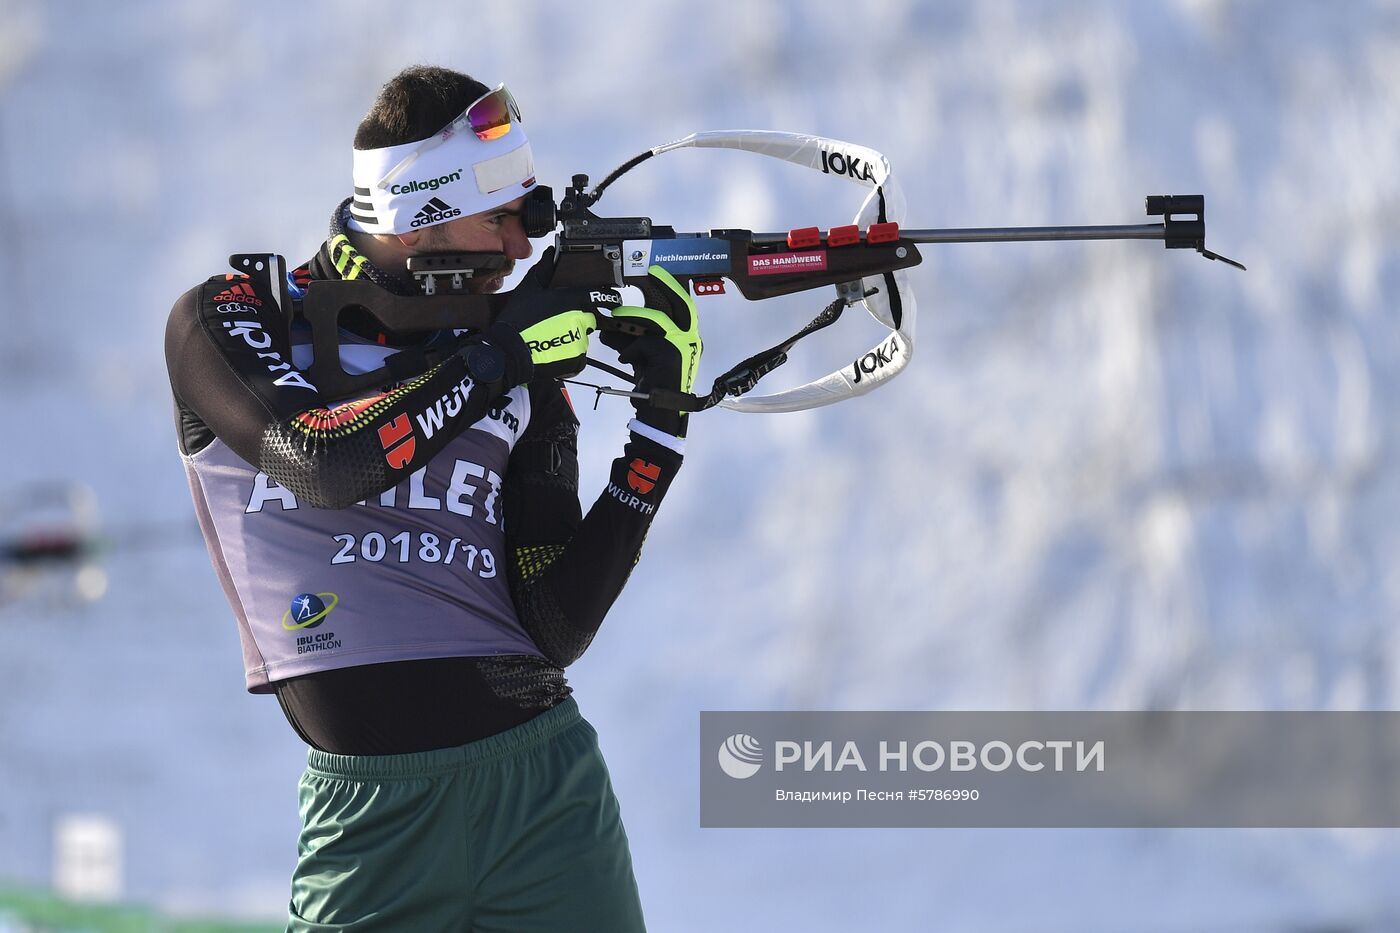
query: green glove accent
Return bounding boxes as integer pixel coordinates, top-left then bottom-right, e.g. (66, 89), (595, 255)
(517, 309), (598, 369)
(610, 265), (702, 393)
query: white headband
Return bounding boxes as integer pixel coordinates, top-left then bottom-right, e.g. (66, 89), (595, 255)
(348, 123), (536, 235)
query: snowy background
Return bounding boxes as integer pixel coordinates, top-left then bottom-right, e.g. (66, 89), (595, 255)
(2, 0), (1399, 930)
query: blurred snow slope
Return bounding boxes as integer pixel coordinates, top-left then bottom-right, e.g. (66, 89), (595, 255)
(1, 0), (1399, 930)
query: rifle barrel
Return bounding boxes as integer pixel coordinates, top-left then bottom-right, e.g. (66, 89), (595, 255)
(901, 223), (1164, 244)
(748, 222), (1164, 247)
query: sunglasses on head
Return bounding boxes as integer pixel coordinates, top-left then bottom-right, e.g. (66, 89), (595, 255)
(377, 84), (522, 190)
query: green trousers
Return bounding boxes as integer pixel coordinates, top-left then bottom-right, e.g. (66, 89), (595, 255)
(286, 698), (646, 932)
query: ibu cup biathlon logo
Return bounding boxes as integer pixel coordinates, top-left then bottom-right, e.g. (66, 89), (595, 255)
(718, 733), (764, 779)
(281, 592), (339, 631)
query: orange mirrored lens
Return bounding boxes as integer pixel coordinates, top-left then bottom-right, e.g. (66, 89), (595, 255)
(468, 89), (513, 141)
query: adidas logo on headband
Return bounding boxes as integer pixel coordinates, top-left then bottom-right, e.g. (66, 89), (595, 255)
(411, 197), (462, 228)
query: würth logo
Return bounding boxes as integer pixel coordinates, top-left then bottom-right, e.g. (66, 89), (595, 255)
(627, 459), (661, 494)
(377, 414), (417, 469)
(212, 281), (262, 305)
(411, 197), (462, 227)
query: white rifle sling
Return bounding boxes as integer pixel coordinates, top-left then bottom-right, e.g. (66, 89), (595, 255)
(650, 130), (918, 413)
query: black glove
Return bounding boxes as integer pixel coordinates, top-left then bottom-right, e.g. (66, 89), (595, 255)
(492, 246), (621, 381)
(600, 266), (702, 437)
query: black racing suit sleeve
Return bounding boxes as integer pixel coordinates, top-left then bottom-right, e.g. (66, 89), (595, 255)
(503, 381), (683, 667)
(165, 275), (512, 509)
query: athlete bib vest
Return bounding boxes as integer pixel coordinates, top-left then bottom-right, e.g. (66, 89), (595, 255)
(183, 332), (542, 692)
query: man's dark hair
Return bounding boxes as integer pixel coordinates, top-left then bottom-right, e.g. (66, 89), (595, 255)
(354, 66), (489, 150)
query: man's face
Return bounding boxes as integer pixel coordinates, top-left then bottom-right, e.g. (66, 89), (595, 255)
(416, 194), (534, 294)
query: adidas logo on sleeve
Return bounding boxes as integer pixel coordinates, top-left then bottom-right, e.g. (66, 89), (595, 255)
(212, 281), (263, 305)
(411, 198), (462, 228)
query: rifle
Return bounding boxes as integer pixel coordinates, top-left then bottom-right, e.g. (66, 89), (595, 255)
(237, 131), (1243, 413)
